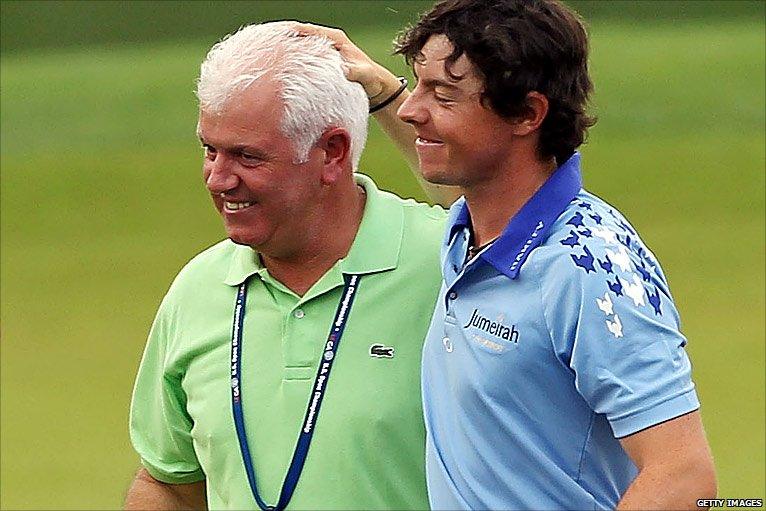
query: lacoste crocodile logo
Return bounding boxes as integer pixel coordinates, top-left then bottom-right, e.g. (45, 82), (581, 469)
(369, 344), (395, 358)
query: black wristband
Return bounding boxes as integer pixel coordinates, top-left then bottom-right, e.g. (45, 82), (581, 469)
(369, 77), (408, 114)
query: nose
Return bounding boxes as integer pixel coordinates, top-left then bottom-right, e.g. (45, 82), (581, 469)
(204, 154), (239, 195)
(397, 91), (428, 126)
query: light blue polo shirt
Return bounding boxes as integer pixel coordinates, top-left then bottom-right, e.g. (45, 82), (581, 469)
(422, 153), (700, 510)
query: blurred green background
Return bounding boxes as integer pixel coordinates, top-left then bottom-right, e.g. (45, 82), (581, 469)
(1, 1), (764, 509)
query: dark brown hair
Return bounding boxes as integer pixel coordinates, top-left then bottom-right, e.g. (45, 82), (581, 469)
(395, 0), (596, 164)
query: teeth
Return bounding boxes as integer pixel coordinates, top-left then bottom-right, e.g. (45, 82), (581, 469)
(417, 137), (442, 144)
(224, 201), (253, 210)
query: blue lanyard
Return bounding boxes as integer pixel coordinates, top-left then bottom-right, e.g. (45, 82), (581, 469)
(230, 274), (361, 511)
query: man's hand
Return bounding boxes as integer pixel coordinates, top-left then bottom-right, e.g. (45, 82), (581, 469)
(292, 23), (402, 107)
(125, 468), (207, 510)
(617, 410), (717, 510)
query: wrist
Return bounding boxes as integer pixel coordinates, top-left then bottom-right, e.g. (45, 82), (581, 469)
(369, 77), (408, 114)
(370, 73), (402, 97)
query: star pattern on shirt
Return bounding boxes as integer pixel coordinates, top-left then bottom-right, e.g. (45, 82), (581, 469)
(566, 212), (585, 228)
(570, 245), (596, 273)
(562, 197), (669, 339)
(560, 231), (580, 247)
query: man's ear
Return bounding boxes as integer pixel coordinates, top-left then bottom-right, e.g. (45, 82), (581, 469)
(509, 91), (549, 136)
(316, 127), (352, 185)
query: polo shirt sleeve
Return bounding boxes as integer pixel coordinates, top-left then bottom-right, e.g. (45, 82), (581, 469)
(538, 242), (700, 439)
(129, 293), (205, 484)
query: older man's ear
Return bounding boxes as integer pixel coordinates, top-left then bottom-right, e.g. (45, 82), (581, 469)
(317, 127), (353, 185)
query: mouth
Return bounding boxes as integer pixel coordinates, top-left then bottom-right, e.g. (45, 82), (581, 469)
(416, 136), (444, 146)
(223, 200), (255, 212)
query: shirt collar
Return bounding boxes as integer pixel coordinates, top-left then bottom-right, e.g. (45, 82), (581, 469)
(224, 173), (403, 286)
(445, 151), (583, 280)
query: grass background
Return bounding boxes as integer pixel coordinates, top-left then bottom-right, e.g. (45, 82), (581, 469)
(1, 1), (764, 509)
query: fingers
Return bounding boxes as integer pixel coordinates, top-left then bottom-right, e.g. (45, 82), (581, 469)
(290, 22), (350, 49)
(287, 22), (398, 101)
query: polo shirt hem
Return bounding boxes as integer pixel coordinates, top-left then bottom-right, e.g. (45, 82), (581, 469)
(141, 459), (206, 485)
(610, 388), (700, 438)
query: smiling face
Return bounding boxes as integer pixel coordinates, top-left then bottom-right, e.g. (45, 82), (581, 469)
(198, 78), (324, 254)
(397, 35), (518, 188)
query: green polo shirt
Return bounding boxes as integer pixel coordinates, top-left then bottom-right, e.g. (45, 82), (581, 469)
(130, 174), (447, 510)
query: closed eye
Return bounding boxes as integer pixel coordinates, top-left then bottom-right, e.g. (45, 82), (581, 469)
(202, 143), (217, 159)
(238, 152), (263, 165)
(434, 94), (457, 106)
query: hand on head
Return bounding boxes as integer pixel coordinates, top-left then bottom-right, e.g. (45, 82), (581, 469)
(290, 22), (402, 105)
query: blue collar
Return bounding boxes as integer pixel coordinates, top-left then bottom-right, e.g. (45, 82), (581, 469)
(447, 152), (583, 280)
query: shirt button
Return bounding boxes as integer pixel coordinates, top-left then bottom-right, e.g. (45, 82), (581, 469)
(448, 291), (458, 300)
(294, 309), (305, 319)
(442, 336), (453, 353)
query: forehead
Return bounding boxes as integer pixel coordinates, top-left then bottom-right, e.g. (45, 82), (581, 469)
(414, 34), (478, 83)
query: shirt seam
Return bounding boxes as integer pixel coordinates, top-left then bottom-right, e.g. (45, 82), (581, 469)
(531, 249), (575, 374)
(576, 411), (596, 484)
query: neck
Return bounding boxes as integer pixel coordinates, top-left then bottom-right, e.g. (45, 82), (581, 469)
(261, 178), (366, 296)
(464, 152), (556, 246)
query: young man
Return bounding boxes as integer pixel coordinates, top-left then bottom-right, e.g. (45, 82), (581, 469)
(126, 22), (446, 509)
(299, 0), (717, 508)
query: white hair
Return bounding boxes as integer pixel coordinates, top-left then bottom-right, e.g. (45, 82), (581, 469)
(196, 21), (368, 170)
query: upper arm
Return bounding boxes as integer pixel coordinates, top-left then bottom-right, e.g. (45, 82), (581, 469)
(619, 410), (713, 470)
(129, 295), (204, 483)
(125, 468), (207, 510)
(618, 410), (717, 506)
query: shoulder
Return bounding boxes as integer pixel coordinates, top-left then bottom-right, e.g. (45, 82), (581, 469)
(164, 239), (237, 299)
(367, 182), (448, 224)
(144, 239), (237, 355)
(391, 192), (448, 238)
(358, 172), (447, 252)
(534, 192), (659, 271)
(532, 191), (675, 316)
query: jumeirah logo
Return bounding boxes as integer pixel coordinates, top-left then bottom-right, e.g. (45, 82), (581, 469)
(463, 309), (520, 344)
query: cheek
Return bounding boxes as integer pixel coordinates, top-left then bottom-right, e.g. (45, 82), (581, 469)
(455, 119), (503, 152)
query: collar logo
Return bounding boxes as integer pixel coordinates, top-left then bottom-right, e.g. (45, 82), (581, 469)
(510, 220), (545, 272)
(369, 343), (395, 358)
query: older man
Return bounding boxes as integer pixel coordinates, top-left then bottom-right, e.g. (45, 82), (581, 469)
(126, 22), (445, 509)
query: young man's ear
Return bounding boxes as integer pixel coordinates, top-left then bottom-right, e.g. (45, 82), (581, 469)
(510, 91), (549, 136)
(317, 127), (352, 185)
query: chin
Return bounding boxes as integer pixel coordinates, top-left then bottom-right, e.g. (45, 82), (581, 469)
(420, 164), (459, 186)
(228, 236), (256, 247)
(225, 229), (266, 249)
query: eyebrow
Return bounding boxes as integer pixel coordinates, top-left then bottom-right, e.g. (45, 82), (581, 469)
(419, 78), (462, 91)
(197, 136), (269, 158)
(412, 64), (466, 91)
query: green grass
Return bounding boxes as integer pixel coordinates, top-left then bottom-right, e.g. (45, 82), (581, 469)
(2, 17), (764, 511)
